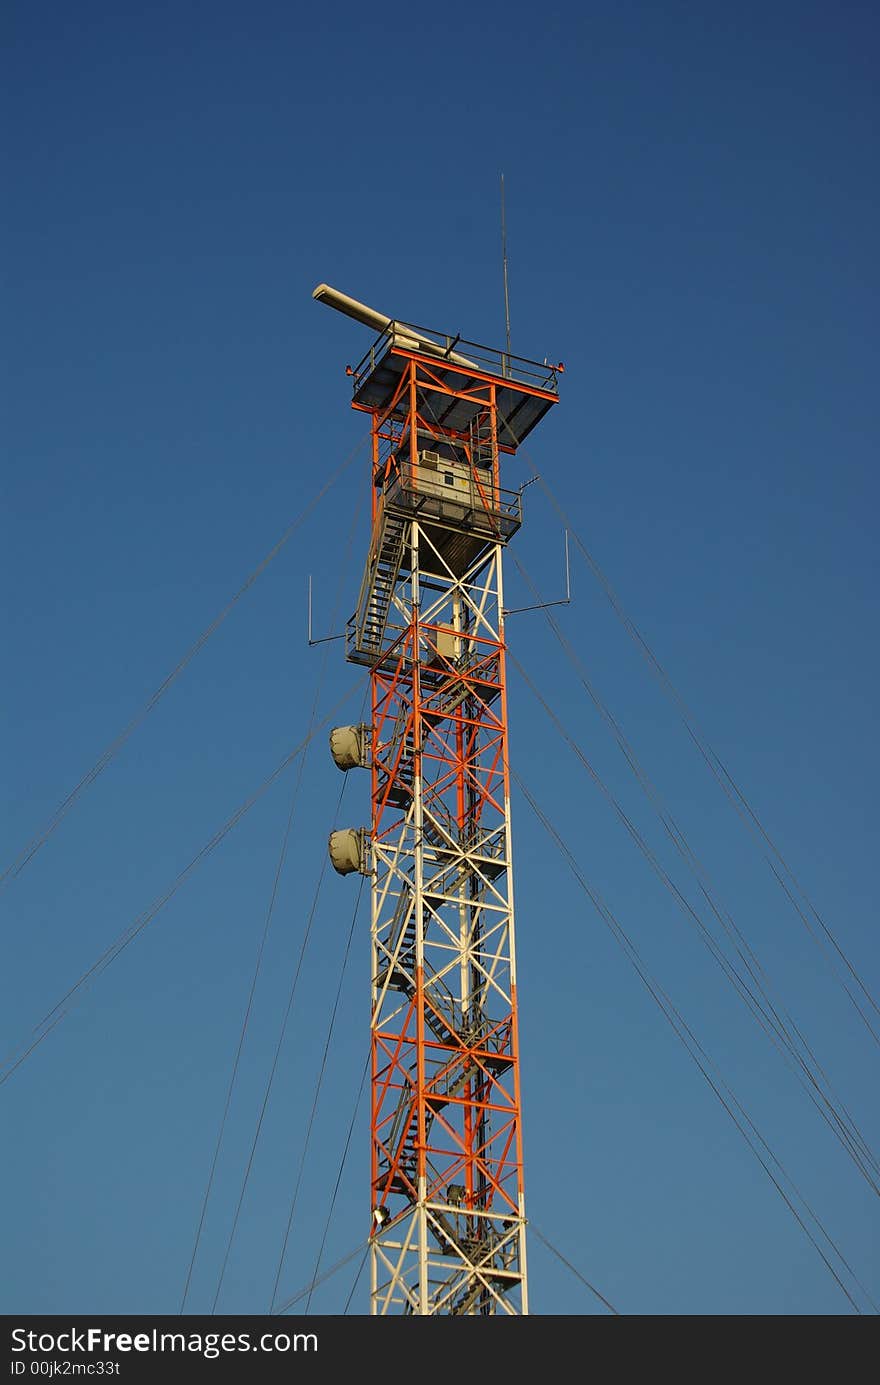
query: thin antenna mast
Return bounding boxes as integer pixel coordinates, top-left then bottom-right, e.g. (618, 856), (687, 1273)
(501, 173), (512, 373)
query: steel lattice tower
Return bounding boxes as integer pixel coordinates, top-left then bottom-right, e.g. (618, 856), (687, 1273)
(320, 286), (560, 1315)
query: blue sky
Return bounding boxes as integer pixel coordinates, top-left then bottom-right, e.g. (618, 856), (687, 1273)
(2, 1), (878, 1315)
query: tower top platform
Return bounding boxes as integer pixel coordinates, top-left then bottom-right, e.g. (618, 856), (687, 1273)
(349, 321), (561, 452)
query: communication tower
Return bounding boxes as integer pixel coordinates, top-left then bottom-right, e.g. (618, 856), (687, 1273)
(317, 284), (561, 1315)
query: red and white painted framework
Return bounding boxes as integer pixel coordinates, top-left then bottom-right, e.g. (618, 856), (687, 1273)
(332, 315), (559, 1315)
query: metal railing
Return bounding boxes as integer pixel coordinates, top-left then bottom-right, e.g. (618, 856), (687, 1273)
(352, 322), (561, 396)
(383, 466), (522, 539)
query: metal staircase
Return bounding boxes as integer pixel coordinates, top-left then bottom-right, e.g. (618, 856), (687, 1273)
(350, 505), (408, 663)
(378, 1049), (482, 1203)
(377, 699), (414, 808)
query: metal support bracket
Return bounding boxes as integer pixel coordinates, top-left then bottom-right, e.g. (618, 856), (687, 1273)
(307, 575), (347, 647)
(503, 531), (571, 616)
